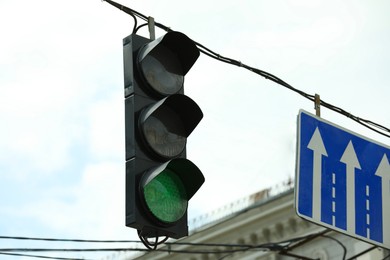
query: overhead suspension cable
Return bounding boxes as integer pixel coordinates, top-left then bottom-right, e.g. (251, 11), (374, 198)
(193, 42), (390, 138)
(0, 252), (89, 260)
(0, 232), (317, 256)
(103, 0), (390, 139)
(0, 231), (384, 259)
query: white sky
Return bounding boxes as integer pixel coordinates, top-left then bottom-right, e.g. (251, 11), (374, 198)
(0, 0), (389, 259)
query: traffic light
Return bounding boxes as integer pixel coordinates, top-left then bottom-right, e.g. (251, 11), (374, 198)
(123, 31), (205, 242)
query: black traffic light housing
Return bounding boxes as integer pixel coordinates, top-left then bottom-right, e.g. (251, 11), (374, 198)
(124, 32), (204, 240)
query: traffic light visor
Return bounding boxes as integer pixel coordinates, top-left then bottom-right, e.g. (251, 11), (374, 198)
(137, 31), (200, 96)
(139, 94), (203, 159)
(140, 158), (205, 224)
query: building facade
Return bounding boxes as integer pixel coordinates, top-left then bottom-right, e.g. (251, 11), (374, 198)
(117, 185), (388, 260)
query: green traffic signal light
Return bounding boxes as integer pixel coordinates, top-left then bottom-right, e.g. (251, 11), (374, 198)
(139, 158), (204, 226)
(142, 168), (187, 223)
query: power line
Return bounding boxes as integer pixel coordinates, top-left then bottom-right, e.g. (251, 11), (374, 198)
(0, 232), (312, 249)
(0, 232), (316, 256)
(321, 234), (347, 260)
(346, 246), (377, 260)
(193, 41), (390, 138)
(0, 252), (89, 260)
(103, 0), (390, 139)
(0, 235), (139, 243)
(0, 232), (385, 259)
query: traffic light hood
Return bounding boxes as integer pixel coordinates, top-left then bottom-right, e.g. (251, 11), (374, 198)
(141, 158), (205, 201)
(139, 94), (203, 138)
(138, 31), (200, 76)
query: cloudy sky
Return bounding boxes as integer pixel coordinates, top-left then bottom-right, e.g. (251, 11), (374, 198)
(1, 0), (389, 259)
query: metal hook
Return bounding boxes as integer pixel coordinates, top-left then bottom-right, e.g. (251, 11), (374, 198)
(148, 16), (155, 40)
(315, 93), (321, 117)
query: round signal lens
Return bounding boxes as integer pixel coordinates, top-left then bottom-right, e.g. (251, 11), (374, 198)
(143, 169), (188, 223)
(142, 105), (186, 159)
(140, 45), (184, 96)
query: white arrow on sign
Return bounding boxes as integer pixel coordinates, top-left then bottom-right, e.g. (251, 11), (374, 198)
(375, 153), (390, 246)
(307, 127), (328, 222)
(340, 140), (361, 235)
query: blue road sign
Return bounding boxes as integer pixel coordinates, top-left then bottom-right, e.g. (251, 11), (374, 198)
(295, 110), (390, 249)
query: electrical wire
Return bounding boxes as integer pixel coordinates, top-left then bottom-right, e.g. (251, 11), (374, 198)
(193, 41), (390, 138)
(134, 22), (148, 34)
(137, 230), (169, 250)
(0, 252), (89, 260)
(0, 234), (292, 250)
(0, 233), (312, 255)
(0, 232), (316, 257)
(382, 253), (390, 260)
(0, 247), (269, 255)
(0, 235), (139, 243)
(321, 234), (347, 260)
(103, 0), (141, 33)
(0, 232), (384, 259)
(103, 0), (390, 139)
(346, 246), (377, 260)
(0, 234), (304, 249)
